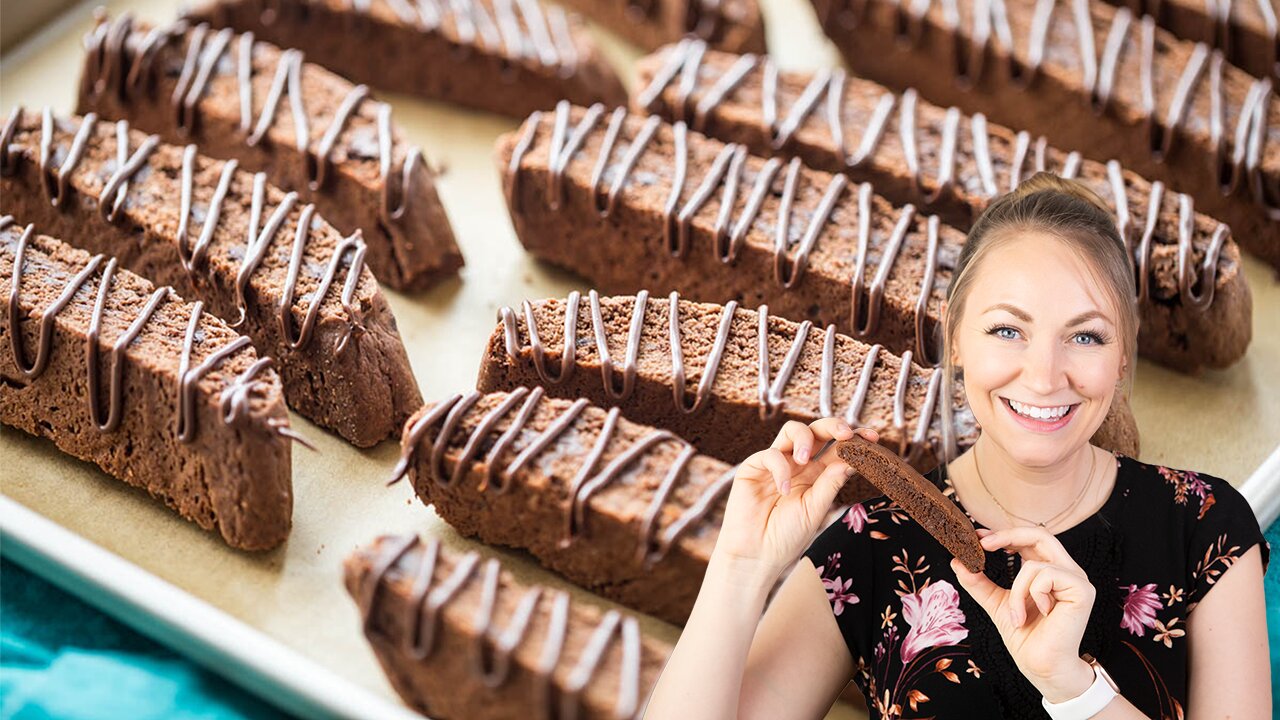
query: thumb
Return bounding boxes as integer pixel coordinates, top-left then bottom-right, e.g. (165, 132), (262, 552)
(951, 558), (1004, 619)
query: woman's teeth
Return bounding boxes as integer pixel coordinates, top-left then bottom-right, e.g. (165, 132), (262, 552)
(1007, 399), (1072, 420)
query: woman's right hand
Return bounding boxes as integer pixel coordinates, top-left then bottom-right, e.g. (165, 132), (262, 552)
(713, 418), (880, 584)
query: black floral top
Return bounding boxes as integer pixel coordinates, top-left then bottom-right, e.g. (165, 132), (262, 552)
(802, 452), (1269, 719)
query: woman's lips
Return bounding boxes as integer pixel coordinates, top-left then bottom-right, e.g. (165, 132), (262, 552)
(1001, 397), (1080, 433)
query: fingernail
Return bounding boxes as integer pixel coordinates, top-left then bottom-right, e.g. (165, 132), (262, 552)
(845, 466), (857, 478)
(795, 447), (809, 464)
(836, 420), (853, 435)
(780, 480), (791, 495)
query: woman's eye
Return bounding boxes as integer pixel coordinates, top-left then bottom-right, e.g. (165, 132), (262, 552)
(990, 326), (1019, 340)
(1073, 332), (1103, 346)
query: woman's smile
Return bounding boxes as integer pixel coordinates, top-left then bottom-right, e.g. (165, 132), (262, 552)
(999, 396), (1082, 433)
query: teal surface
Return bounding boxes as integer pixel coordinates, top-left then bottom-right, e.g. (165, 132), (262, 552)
(0, 558), (290, 720)
(1267, 518), (1280, 703)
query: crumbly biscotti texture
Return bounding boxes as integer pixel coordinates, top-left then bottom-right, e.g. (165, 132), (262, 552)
(631, 43), (1253, 373)
(398, 389), (814, 625)
(0, 110), (421, 447)
(554, 0), (765, 53)
(497, 102), (967, 365)
(1, 224), (291, 551)
(1096, 0), (1277, 82)
(183, 0), (627, 119)
(835, 437), (983, 572)
(476, 293), (1142, 469)
(810, 0), (1280, 270)
(345, 533), (670, 720)
(78, 14), (463, 292)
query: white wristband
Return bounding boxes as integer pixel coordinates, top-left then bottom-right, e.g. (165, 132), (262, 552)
(1040, 663), (1118, 720)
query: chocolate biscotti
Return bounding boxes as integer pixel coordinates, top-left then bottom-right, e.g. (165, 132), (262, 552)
(346, 533), (669, 719)
(78, 14), (462, 292)
(1, 219), (292, 550)
(835, 437), (983, 573)
(554, 0), (765, 54)
(631, 41), (1252, 373)
(477, 291), (1142, 469)
(1098, 0), (1277, 82)
(0, 108), (421, 447)
(182, 0), (626, 119)
(392, 388), (754, 625)
(810, 0), (1279, 269)
(498, 101), (966, 367)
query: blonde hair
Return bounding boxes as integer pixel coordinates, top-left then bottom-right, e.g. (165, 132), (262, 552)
(942, 172), (1140, 401)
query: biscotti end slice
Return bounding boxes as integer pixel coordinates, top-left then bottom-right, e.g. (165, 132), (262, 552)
(555, 0), (765, 54)
(392, 388), (745, 625)
(344, 533), (670, 720)
(630, 41), (1253, 374)
(77, 13), (464, 293)
(1, 220), (292, 551)
(183, 0), (627, 119)
(0, 108), (422, 447)
(836, 437), (983, 573)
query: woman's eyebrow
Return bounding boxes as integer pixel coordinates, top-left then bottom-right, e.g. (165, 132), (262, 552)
(983, 303), (1032, 321)
(1065, 310), (1110, 326)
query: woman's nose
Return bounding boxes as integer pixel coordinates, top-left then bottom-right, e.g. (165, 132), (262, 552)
(1021, 337), (1067, 396)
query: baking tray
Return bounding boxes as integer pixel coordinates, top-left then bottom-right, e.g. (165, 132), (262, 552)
(2, 0), (1278, 718)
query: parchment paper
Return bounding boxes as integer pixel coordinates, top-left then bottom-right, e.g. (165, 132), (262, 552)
(2, 1), (1278, 718)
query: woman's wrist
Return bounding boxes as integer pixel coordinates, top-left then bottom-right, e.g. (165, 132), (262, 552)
(1034, 658), (1099, 704)
(705, 549), (781, 602)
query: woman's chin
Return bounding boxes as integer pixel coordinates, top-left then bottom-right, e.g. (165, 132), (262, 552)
(989, 421), (1090, 468)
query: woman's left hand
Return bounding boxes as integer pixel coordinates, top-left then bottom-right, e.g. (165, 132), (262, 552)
(950, 527), (1099, 703)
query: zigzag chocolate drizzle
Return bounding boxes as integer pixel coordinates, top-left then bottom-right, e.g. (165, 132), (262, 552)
(358, 533), (644, 720)
(506, 102), (945, 363)
(496, 291), (946, 462)
(2, 216), (293, 445)
(390, 387), (736, 568)
(2, 106), (369, 355)
(817, 0), (1277, 216)
(81, 13), (429, 230)
(635, 38), (1233, 310)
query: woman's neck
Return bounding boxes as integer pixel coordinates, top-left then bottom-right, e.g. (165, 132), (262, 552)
(948, 438), (1114, 533)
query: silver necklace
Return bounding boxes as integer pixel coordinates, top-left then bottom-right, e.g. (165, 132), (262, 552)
(974, 444), (1096, 530)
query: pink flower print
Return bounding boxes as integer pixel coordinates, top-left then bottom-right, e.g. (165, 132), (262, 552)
(814, 558), (859, 615)
(1120, 583), (1162, 636)
(900, 580), (968, 663)
(843, 503), (868, 533)
(822, 574), (860, 616)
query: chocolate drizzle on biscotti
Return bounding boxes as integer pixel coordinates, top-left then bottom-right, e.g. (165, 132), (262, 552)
(2, 216), (293, 444)
(81, 13), (429, 233)
(391, 388), (736, 567)
(636, 39), (1233, 311)
(505, 102), (947, 364)
(356, 533), (645, 719)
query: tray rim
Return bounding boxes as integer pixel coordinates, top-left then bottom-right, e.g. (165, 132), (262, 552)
(0, 494), (429, 720)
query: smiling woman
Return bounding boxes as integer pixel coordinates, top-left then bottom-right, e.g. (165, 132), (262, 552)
(642, 173), (1271, 720)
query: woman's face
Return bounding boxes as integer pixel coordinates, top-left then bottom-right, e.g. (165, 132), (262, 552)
(949, 231), (1127, 469)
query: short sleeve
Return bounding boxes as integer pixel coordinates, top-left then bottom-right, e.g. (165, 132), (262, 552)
(1183, 470), (1270, 611)
(801, 501), (876, 666)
